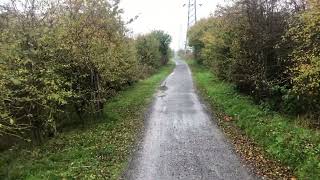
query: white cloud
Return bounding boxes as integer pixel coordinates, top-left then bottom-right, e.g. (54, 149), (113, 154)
(120, 0), (226, 50)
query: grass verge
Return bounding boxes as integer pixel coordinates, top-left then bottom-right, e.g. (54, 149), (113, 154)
(0, 64), (174, 179)
(189, 60), (320, 179)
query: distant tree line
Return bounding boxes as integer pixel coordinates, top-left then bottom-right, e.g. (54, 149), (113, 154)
(0, 0), (172, 144)
(188, 0), (319, 125)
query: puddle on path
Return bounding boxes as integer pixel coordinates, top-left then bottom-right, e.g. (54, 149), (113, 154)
(158, 81), (168, 97)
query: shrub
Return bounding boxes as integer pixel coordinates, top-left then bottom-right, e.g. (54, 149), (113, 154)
(135, 31), (172, 74)
(187, 0), (319, 123)
(284, 0), (320, 121)
(0, 0), (171, 143)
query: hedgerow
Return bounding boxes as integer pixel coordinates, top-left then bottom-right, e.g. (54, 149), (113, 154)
(187, 0), (320, 125)
(0, 0), (171, 145)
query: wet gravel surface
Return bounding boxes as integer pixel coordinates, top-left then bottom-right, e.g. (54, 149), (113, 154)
(124, 59), (257, 180)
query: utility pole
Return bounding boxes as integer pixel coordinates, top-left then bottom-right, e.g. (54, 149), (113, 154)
(186, 0), (197, 30)
(184, 0), (200, 50)
(194, 0), (197, 23)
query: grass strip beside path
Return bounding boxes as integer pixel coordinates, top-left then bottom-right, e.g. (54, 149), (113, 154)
(189, 60), (320, 179)
(0, 64), (174, 180)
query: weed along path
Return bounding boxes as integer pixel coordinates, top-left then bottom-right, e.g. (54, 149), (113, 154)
(124, 58), (257, 180)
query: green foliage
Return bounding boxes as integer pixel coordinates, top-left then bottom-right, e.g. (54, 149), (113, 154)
(150, 30), (172, 65)
(283, 0), (320, 118)
(0, 64), (174, 179)
(0, 0), (171, 143)
(135, 31), (172, 75)
(135, 34), (162, 71)
(187, 18), (211, 64)
(189, 17), (233, 79)
(189, 61), (320, 179)
(187, 0), (320, 124)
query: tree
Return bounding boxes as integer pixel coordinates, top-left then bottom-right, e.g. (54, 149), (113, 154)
(187, 0), (319, 122)
(150, 30), (172, 65)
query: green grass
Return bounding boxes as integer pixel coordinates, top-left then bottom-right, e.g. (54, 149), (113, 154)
(0, 64), (174, 180)
(189, 60), (320, 179)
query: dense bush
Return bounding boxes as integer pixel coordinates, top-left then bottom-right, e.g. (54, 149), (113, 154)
(0, 0), (171, 143)
(135, 31), (172, 75)
(188, 0), (319, 124)
(151, 31), (172, 65)
(135, 34), (162, 71)
(283, 0), (320, 118)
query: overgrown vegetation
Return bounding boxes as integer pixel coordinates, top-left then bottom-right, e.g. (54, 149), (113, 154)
(0, 0), (172, 145)
(189, 61), (320, 179)
(135, 31), (172, 76)
(0, 63), (174, 179)
(187, 0), (320, 126)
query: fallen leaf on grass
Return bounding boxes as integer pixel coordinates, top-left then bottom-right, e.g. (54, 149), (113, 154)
(224, 116), (233, 122)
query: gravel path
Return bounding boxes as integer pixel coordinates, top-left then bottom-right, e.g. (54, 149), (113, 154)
(124, 58), (257, 180)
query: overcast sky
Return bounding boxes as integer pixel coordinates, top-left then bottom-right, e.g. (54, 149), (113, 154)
(120, 0), (226, 50)
(0, 0), (225, 50)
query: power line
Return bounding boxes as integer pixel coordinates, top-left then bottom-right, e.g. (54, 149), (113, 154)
(183, 0), (201, 50)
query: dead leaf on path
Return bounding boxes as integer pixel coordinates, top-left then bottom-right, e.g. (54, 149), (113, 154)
(224, 116), (233, 122)
(216, 112), (294, 179)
